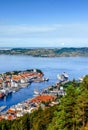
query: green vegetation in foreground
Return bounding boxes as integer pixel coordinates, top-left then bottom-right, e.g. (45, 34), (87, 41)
(0, 47), (88, 57)
(0, 76), (88, 130)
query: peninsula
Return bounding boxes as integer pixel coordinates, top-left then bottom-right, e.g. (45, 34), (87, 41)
(0, 69), (44, 98)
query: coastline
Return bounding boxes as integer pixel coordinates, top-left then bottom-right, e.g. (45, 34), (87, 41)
(0, 69), (45, 98)
(0, 47), (88, 57)
(0, 73), (82, 121)
(0, 56), (88, 120)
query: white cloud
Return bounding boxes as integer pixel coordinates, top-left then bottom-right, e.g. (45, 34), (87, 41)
(0, 23), (88, 47)
(0, 24), (58, 35)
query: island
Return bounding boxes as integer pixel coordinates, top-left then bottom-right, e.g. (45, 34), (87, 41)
(0, 47), (88, 57)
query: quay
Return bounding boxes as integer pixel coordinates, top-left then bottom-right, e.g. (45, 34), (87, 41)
(0, 69), (48, 98)
(0, 71), (71, 121)
(0, 94), (57, 121)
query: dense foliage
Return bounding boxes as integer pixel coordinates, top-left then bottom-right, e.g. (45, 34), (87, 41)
(0, 106), (58, 130)
(47, 76), (88, 130)
(0, 76), (88, 130)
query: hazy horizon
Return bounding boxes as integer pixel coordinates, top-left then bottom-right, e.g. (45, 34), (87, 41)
(0, 0), (88, 47)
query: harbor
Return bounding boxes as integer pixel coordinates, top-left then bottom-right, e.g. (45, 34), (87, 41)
(0, 71), (69, 119)
(0, 69), (49, 98)
(0, 94), (57, 120)
(0, 56), (88, 115)
(0, 71), (84, 121)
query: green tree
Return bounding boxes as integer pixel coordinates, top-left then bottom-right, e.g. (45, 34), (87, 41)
(30, 105), (58, 130)
(11, 120), (20, 130)
(19, 114), (30, 130)
(47, 84), (79, 130)
(76, 75), (88, 128)
(0, 120), (12, 130)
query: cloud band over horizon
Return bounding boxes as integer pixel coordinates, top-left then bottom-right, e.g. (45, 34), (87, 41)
(0, 23), (88, 47)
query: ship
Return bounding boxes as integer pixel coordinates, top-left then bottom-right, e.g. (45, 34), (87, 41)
(34, 89), (40, 95)
(0, 89), (12, 97)
(57, 72), (69, 82)
(33, 87), (41, 96)
(79, 75), (85, 82)
(0, 106), (6, 112)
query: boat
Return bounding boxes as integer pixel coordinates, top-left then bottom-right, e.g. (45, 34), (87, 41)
(57, 72), (69, 82)
(44, 77), (49, 81)
(19, 82), (30, 88)
(34, 89), (40, 95)
(0, 92), (5, 99)
(0, 106), (6, 112)
(0, 88), (12, 97)
(13, 90), (16, 93)
(79, 75), (85, 82)
(8, 89), (13, 94)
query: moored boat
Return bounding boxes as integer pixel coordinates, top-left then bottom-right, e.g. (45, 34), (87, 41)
(57, 72), (69, 82)
(0, 92), (5, 99)
(0, 106), (6, 112)
(79, 75), (85, 82)
(34, 89), (40, 95)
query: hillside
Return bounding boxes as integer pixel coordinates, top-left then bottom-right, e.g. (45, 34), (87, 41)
(0, 47), (88, 57)
(0, 76), (88, 130)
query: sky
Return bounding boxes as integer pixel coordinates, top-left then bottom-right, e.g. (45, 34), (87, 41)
(0, 0), (88, 47)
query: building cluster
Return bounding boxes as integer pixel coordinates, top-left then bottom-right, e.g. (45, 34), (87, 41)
(0, 69), (43, 98)
(0, 94), (56, 121)
(0, 71), (70, 121)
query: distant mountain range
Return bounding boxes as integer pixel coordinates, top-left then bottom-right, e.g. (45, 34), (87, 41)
(0, 47), (88, 57)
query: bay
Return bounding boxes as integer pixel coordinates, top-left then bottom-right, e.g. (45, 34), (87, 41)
(0, 55), (88, 110)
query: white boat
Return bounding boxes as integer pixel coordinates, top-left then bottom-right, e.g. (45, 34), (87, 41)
(79, 75), (85, 82)
(62, 72), (69, 78)
(13, 90), (16, 93)
(0, 106), (6, 112)
(44, 77), (49, 81)
(19, 83), (30, 88)
(34, 89), (40, 95)
(57, 72), (69, 82)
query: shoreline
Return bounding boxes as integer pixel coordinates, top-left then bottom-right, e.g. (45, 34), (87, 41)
(0, 54), (88, 58)
(0, 69), (45, 99)
(0, 47), (88, 57)
(0, 72), (86, 120)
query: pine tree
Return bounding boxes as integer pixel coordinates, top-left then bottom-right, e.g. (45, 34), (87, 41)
(76, 75), (88, 128)
(47, 83), (79, 130)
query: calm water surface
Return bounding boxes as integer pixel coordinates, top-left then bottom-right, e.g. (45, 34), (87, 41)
(0, 55), (88, 110)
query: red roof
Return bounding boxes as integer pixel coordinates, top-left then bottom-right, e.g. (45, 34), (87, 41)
(31, 95), (55, 103)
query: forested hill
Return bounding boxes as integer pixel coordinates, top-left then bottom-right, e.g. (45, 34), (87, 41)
(0, 76), (88, 130)
(0, 47), (88, 57)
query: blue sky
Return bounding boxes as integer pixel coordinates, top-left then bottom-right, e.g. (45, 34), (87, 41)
(0, 0), (88, 47)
